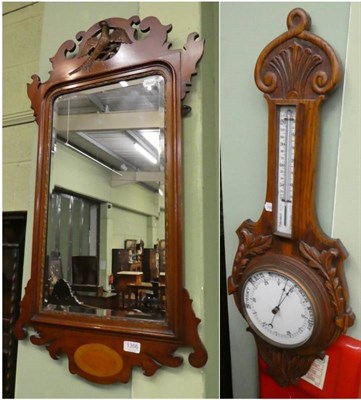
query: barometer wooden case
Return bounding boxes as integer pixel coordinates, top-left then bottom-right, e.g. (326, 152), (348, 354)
(228, 8), (355, 386)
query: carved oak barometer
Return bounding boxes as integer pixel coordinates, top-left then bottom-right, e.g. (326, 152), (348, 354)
(228, 8), (355, 386)
(15, 16), (207, 384)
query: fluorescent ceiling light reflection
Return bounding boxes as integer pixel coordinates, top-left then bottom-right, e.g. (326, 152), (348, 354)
(119, 81), (128, 87)
(134, 143), (157, 164)
(158, 188), (164, 196)
(140, 129), (161, 153)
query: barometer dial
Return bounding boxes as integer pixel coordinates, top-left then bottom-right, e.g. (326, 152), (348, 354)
(242, 270), (314, 348)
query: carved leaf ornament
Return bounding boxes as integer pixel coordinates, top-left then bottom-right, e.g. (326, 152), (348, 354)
(228, 227), (272, 295)
(299, 241), (355, 333)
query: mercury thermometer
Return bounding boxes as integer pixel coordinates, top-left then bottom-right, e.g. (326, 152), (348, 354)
(276, 106), (296, 236)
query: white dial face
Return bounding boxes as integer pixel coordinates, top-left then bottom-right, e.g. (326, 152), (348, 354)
(243, 270), (314, 347)
(276, 106), (296, 236)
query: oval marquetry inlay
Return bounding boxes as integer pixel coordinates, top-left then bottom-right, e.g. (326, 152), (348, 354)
(74, 344), (123, 377)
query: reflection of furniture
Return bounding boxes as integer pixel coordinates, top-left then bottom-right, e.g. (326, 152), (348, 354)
(158, 240), (166, 273)
(46, 255), (63, 296)
(48, 279), (82, 307)
(131, 262), (142, 272)
(112, 249), (130, 273)
(71, 256), (99, 292)
(76, 292), (118, 309)
(142, 249), (157, 282)
(112, 249), (142, 275)
(124, 239), (136, 250)
(3, 212), (26, 399)
(159, 272), (166, 285)
(114, 271), (143, 308)
(127, 282), (166, 310)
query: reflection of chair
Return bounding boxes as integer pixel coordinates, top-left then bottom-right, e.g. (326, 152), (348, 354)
(141, 282), (161, 312)
(71, 256), (99, 293)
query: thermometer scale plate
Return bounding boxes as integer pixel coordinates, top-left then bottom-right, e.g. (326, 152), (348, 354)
(276, 106), (296, 237)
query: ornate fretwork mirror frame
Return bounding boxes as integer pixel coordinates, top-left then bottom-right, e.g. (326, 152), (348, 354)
(15, 16), (207, 384)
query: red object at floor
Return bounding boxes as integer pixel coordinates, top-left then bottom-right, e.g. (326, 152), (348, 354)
(259, 335), (361, 398)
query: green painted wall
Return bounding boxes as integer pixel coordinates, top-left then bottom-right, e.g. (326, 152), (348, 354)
(3, 2), (218, 398)
(221, 2), (358, 398)
(332, 2), (361, 341)
(132, 2), (219, 398)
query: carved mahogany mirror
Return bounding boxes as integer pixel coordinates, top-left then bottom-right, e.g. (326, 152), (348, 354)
(15, 16), (207, 384)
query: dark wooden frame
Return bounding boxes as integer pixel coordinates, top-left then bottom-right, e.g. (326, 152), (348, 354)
(3, 212), (27, 399)
(15, 16), (207, 384)
(228, 8), (355, 386)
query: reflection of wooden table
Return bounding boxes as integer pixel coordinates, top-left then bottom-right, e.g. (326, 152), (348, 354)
(115, 271), (143, 308)
(127, 282), (166, 309)
(77, 292), (118, 309)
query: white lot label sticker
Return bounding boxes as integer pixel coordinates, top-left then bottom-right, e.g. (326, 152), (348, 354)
(301, 355), (329, 390)
(124, 341), (141, 354)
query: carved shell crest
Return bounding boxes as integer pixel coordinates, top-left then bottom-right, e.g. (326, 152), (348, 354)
(269, 43), (322, 98)
(255, 8), (341, 99)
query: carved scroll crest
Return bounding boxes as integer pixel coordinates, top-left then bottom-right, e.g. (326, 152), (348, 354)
(27, 16), (204, 123)
(255, 8), (341, 99)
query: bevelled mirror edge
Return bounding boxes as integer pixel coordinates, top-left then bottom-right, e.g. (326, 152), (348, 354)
(41, 69), (171, 326)
(15, 15), (207, 384)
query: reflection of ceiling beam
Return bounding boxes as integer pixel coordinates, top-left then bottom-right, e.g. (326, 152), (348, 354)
(88, 94), (106, 112)
(76, 131), (138, 170)
(111, 171), (164, 187)
(54, 110), (164, 131)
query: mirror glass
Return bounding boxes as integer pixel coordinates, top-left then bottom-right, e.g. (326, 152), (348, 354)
(43, 75), (166, 322)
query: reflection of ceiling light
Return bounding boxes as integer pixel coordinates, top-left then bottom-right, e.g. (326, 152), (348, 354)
(120, 163), (128, 171)
(119, 81), (128, 87)
(143, 77), (158, 91)
(158, 188), (164, 196)
(134, 143), (157, 164)
(52, 142), (57, 155)
(140, 129), (161, 153)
